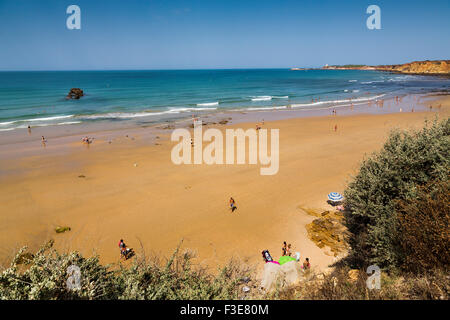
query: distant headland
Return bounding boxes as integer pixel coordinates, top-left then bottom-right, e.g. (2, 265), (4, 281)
(292, 59), (450, 76)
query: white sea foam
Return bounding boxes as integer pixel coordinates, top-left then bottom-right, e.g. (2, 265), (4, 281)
(26, 115), (74, 122)
(251, 96), (272, 101)
(80, 112), (167, 119)
(348, 80), (358, 82)
(80, 107), (218, 120)
(291, 94), (385, 108)
(197, 102), (219, 106)
(0, 121), (16, 126)
(272, 96), (289, 99)
(57, 121), (82, 125)
(0, 115), (74, 126)
(0, 122), (66, 131)
(169, 107), (218, 113)
(246, 106), (288, 111)
(362, 80), (385, 84)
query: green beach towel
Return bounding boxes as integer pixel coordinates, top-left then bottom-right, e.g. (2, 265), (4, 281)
(278, 256), (296, 265)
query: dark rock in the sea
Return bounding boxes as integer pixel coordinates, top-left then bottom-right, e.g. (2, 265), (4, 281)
(66, 88), (84, 100)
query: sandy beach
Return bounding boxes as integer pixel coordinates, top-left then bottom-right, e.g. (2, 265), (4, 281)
(0, 94), (449, 273)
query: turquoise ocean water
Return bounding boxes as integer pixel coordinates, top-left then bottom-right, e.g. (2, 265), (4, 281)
(0, 69), (448, 131)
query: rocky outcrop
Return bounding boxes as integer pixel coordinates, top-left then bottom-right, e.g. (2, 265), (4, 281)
(322, 60), (450, 75)
(303, 209), (349, 257)
(375, 60), (450, 75)
(66, 88), (84, 99)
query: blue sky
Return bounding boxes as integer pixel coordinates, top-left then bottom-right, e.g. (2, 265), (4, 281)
(0, 0), (449, 70)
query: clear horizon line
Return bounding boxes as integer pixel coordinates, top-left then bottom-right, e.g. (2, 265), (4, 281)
(0, 66), (323, 72)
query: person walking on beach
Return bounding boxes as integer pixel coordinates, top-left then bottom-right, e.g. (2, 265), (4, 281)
(27, 125), (31, 135)
(41, 136), (46, 147)
(229, 197), (237, 212)
(334, 124), (338, 132)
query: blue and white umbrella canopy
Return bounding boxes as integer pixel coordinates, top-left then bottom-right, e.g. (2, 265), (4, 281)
(328, 192), (344, 202)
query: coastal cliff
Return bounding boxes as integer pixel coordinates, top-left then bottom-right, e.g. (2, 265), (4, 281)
(376, 60), (450, 75)
(321, 59), (450, 75)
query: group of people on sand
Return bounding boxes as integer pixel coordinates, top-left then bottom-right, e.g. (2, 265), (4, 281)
(261, 242), (311, 270)
(118, 239), (134, 260)
(282, 241), (311, 270)
(281, 241), (292, 256)
(82, 136), (94, 144)
(38, 132), (95, 147)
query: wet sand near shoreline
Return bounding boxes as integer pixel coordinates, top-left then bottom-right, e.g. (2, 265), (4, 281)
(0, 93), (432, 156)
(0, 94), (448, 273)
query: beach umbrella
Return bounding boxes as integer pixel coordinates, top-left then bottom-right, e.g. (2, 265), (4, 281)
(328, 192), (344, 202)
(278, 256), (296, 265)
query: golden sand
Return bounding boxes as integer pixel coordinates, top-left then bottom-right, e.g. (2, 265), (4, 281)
(0, 95), (449, 272)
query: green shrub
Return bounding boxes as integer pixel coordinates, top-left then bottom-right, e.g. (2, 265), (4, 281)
(343, 118), (450, 270)
(281, 267), (449, 300)
(0, 241), (118, 300)
(0, 241), (252, 300)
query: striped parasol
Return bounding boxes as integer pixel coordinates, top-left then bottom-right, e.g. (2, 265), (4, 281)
(328, 192), (344, 202)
